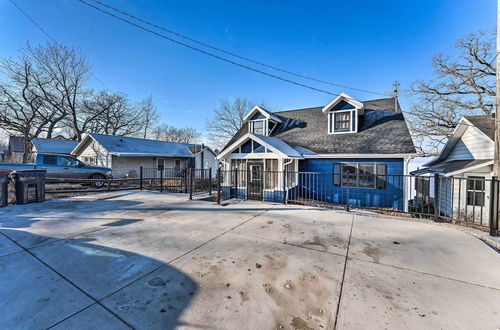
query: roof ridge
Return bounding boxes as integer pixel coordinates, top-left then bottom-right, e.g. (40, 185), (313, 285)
(90, 133), (192, 145)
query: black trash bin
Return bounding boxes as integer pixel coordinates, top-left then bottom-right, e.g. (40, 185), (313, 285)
(11, 170), (46, 205)
(0, 171), (8, 207)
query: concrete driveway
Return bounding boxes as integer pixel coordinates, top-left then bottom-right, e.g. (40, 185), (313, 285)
(0, 191), (499, 329)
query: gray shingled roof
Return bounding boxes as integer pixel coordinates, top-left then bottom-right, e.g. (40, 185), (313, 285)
(88, 133), (193, 157)
(32, 138), (78, 155)
(223, 97), (415, 155)
(464, 115), (495, 140)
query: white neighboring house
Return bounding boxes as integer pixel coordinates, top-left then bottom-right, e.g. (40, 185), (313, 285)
(188, 145), (218, 173)
(71, 133), (215, 178)
(414, 115), (495, 223)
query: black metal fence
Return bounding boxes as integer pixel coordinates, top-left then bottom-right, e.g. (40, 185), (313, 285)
(42, 167), (214, 199)
(215, 168), (499, 235)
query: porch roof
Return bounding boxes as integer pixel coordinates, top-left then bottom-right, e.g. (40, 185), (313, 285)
(217, 133), (305, 159)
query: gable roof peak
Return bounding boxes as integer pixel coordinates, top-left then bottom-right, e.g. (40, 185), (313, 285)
(321, 92), (363, 114)
(243, 105), (282, 123)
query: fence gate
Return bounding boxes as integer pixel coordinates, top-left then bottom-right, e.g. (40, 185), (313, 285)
(187, 168), (213, 199)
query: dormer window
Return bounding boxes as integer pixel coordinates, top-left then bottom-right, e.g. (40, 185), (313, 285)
(333, 111), (351, 131)
(243, 106), (282, 137)
(323, 93), (363, 135)
(250, 120), (265, 135)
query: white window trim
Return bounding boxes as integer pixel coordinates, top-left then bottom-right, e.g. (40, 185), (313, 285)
(329, 109), (357, 134)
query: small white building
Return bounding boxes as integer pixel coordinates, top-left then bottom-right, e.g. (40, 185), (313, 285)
(71, 133), (217, 178)
(189, 145), (218, 173)
(414, 115), (494, 224)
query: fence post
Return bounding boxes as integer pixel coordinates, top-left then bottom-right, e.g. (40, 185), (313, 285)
(433, 173), (440, 221)
(217, 168), (221, 204)
(189, 168), (194, 200)
(209, 168), (212, 195)
(489, 176), (499, 236)
(282, 170), (287, 204)
(160, 168), (163, 193)
(346, 178), (350, 212)
(234, 168), (238, 199)
(140, 166), (143, 190)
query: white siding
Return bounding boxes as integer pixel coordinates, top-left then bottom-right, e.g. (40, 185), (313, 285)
(447, 126), (494, 161)
(194, 149), (218, 172)
(450, 166), (492, 225)
(76, 140), (111, 167)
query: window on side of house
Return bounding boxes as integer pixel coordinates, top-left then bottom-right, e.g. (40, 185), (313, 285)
(466, 176), (485, 206)
(157, 159), (165, 171)
(174, 159), (181, 171)
(335, 163), (387, 189)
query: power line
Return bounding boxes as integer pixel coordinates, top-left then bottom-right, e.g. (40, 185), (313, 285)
(8, 0), (111, 91)
(85, 0), (391, 97)
(78, 0), (380, 99)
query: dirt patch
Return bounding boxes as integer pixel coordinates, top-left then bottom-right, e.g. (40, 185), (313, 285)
(363, 244), (382, 263)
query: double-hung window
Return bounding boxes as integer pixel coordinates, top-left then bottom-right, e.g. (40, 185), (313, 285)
(329, 111), (354, 133)
(466, 176), (485, 206)
(334, 112), (351, 131)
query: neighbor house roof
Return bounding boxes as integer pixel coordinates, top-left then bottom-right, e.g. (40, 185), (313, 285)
(425, 115), (495, 167)
(73, 133), (193, 157)
(411, 159), (493, 177)
(223, 97), (415, 155)
(32, 138), (78, 155)
(464, 115), (495, 140)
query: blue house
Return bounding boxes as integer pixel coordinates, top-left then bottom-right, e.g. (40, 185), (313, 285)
(217, 93), (416, 210)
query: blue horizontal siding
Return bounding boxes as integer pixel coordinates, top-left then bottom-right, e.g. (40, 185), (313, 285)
(298, 158), (405, 210)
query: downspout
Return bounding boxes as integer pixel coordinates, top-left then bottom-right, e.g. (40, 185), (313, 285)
(283, 158), (294, 204)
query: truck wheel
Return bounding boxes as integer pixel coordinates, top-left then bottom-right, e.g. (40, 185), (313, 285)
(91, 174), (106, 188)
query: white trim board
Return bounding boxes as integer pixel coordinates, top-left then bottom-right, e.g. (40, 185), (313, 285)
(303, 153), (416, 159)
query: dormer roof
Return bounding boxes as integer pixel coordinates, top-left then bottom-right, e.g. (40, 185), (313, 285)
(243, 106), (282, 123)
(321, 93), (364, 114)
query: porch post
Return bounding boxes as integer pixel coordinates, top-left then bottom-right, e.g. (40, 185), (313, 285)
(489, 176), (499, 236)
(217, 168), (221, 204)
(433, 173), (440, 221)
(283, 169), (287, 204)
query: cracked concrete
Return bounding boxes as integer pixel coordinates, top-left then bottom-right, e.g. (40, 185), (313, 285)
(0, 191), (499, 329)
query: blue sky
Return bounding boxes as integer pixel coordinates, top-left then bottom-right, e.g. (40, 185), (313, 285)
(0, 0), (496, 141)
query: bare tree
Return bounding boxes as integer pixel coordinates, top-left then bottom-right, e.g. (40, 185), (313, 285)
(138, 95), (158, 138)
(25, 42), (92, 141)
(408, 29), (495, 154)
(0, 55), (53, 161)
(153, 124), (200, 143)
(206, 97), (267, 149)
(83, 91), (144, 136)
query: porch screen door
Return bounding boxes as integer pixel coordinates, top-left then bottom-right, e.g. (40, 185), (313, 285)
(247, 161), (263, 200)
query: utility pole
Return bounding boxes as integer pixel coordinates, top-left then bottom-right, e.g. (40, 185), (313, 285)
(495, 0), (500, 177)
(393, 81), (400, 113)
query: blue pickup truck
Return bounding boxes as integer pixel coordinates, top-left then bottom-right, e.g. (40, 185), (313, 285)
(0, 153), (113, 187)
